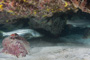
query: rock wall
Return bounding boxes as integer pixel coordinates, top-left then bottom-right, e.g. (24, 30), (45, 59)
(28, 13), (66, 36)
(0, 12), (66, 36)
(0, 0), (90, 36)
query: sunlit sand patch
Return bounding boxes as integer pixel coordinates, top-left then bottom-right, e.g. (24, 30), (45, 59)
(0, 34), (90, 60)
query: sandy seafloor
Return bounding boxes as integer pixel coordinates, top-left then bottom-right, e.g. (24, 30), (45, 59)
(0, 34), (90, 60)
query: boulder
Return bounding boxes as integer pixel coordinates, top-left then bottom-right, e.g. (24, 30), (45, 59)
(1, 33), (30, 57)
(28, 13), (66, 36)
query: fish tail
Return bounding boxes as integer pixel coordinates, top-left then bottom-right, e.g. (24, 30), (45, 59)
(1, 31), (7, 36)
(0, 30), (3, 34)
(0, 30), (3, 37)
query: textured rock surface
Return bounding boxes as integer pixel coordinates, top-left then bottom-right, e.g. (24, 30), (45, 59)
(0, 0), (90, 18)
(0, 0), (90, 36)
(0, 0), (90, 22)
(1, 33), (30, 57)
(28, 13), (66, 36)
(0, 12), (67, 36)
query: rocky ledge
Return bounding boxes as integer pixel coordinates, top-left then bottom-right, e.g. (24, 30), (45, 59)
(0, 0), (90, 36)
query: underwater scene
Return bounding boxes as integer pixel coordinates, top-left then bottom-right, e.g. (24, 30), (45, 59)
(0, 0), (90, 60)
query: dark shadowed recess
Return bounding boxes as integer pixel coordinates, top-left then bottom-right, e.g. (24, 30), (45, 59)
(0, 10), (90, 38)
(0, 18), (30, 31)
(60, 10), (90, 37)
(86, 0), (90, 9)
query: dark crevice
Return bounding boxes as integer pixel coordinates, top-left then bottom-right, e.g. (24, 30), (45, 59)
(86, 0), (90, 9)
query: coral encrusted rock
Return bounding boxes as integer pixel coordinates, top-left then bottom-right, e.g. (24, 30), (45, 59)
(1, 33), (30, 57)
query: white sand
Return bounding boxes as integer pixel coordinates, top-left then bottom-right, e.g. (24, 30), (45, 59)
(0, 34), (90, 60)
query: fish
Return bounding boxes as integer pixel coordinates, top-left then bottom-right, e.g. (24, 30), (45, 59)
(66, 19), (90, 28)
(0, 29), (43, 38)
